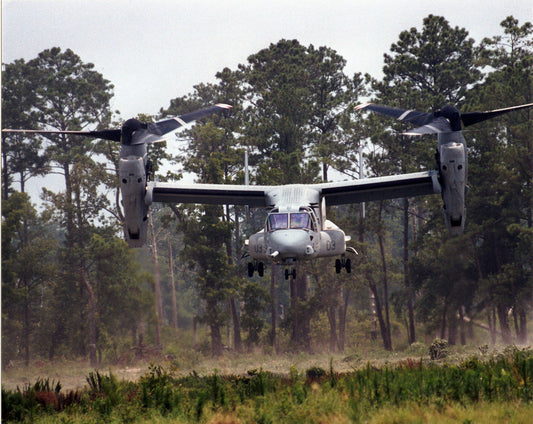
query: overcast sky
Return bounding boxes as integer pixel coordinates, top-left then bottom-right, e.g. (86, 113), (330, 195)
(3, 0), (532, 119)
(2, 0), (532, 201)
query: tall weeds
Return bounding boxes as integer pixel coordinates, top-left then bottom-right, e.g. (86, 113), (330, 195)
(2, 348), (532, 423)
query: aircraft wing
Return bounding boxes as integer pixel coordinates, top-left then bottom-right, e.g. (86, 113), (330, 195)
(147, 182), (269, 207)
(147, 171), (441, 208)
(317, 171), (441, 205)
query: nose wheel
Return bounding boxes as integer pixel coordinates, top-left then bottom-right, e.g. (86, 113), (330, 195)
(248, 261), (264, 278)
(284, 268), (297, 280)
(335, 257), (351, 274)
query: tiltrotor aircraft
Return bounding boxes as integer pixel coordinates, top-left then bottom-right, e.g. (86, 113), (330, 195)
(4, 104), (232, 245)
(4, 101), (532, 279)
(355, 102), (533, 236)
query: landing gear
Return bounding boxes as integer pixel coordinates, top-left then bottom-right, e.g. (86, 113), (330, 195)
(284, 268), (297, 280)
(335, 256), (351, 274)
(248, 261), (265, 278)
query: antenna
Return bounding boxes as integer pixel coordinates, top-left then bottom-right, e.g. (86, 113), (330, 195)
(359, 143), (365, 219)
(245, 147), (250, 221)
(245, 147), (249, 186)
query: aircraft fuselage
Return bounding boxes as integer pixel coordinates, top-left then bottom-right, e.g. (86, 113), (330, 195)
(247, 207), (348, 265)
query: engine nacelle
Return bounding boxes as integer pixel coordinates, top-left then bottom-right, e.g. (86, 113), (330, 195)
(317, 228), (347, 257)
(438, 138), (466, 235)
(247, 231), (269, 260)
(120, 156), (148, 247)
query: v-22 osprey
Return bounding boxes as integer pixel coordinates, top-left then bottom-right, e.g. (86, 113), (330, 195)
(5, 102), (532, 279)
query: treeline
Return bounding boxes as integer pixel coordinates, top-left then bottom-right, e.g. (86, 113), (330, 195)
(2, 15), (531, 365)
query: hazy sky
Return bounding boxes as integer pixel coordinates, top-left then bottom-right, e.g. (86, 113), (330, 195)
(2, 0), (532, 201)
(3, 0), (532, 119)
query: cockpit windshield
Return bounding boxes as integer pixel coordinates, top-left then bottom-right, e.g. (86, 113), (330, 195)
(267, 212), (313, 231)
(268, 213), (288, 230)
(290, 213), (311, 229)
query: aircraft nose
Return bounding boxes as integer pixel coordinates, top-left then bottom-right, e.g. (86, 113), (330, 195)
(269, 230), (312, 257)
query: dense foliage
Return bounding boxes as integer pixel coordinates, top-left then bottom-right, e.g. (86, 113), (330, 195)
(2, 348), (533, 423)
(1, 15), (532, 367)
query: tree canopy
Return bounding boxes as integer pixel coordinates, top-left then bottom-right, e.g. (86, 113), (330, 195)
(2, 15), (532, 364)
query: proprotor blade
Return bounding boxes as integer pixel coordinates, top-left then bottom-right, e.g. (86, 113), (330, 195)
(402, 116), (452, 135)
(355, 103), (433, 127)
(148, 103), (232, 137)
(461, 102), (533, 127)
(1, 128), (122, 142)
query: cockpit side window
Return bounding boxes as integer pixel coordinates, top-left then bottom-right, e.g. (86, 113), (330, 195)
(268, 213), (288, 231)
(290, 213), (311, 230)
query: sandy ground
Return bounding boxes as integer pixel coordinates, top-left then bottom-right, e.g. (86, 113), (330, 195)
(1, 351), (379, 391)
(5, 345), (500, 392)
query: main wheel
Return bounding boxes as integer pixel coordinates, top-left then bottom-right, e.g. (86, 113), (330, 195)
(335, 259), (342, 274)
(292, 269), (297, 279)
(258, 262), (264, 277)
(345, 258), (352, 274)
(285, 269), (289, 280)
(248, 262), (255, 277)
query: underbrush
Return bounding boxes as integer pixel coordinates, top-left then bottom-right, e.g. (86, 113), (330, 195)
(2, 347), (533, 423)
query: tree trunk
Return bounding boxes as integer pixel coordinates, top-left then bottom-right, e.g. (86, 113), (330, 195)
(518, 308), (528, 344)
(225, 205), (242, 352)
(80, 266), (97, 367)
(193, 317), (198, 347)
(290, 277), (297, 345)
(327, 305), (338, 352)
(2, 140), (9, 199)
(377, 223), (392, 350)
(459, 307), (467, 345)
(403, 198), (416, 344)
(488, 308), (497, 344)
(447, 309), (457, 345)
(229, 298), (242, 352)
(209, 300), (223, 356)
(497, 303), (512, 344)
(168, 240), (178, 329)
(149, 214), (162, 346)
(270, 265), (278, 351)
(440, 298), (448, 340)
(368, 280), (392, 351)
(23, 291), (30, 367)
(299, 273), (311, 349)
(338, 288), (350, 351)
(290, 266), (310, 350)
(359, 206), (377, 341)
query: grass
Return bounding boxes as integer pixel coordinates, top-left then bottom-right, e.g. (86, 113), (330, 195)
(0, 347), (463, 391)
(0, 342), (525, 393)
(2, 345), (533, 423)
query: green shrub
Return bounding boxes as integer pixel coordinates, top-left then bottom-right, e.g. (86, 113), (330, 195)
(429, 338), (449, 360)
(139, 364), (179, 415)
(305, 366), (326, 380)
(86, 371), (122, 416)
(407, 341), (427, 356)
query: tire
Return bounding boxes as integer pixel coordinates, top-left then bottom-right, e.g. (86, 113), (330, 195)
(335, 259), (342, 274)
(248, 262), (254, 277)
